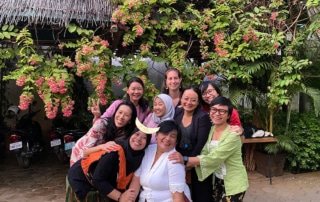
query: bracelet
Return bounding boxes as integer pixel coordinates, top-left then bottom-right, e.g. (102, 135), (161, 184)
(117, 193), (122, 202)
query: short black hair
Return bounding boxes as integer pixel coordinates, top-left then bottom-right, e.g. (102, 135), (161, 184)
(210, 96), (233, 117)
(156, 120), (181, 144)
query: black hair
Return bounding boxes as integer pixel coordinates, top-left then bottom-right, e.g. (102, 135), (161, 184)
(161, 68), (183, 94)
(104, 100), (137, 141)
(181, 86), (204, 107)
(210, 96), (233, 118)
(156, 120), (182, 144)
(126, 77), (149, 113)
(199, 80), (222, 96)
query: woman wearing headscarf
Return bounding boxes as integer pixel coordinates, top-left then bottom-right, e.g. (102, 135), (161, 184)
(67, 119), (155, 202)
(143, 93), (175, 144)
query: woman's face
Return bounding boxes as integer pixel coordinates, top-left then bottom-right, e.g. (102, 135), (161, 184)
(114, 105), (132, 128)
(153, 97), (166, 118)
(209, 104), (229, 125)
(202, 84), (219, 105)
(127, 81), (143, 103)
(156, 129), (178, 152)
(166, 70), (182, 91)
(180, 89), (199, 112)
(129, 130), (148, 151)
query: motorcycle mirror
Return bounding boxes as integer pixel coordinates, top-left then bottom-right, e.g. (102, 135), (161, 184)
(8, 105), (20, 116)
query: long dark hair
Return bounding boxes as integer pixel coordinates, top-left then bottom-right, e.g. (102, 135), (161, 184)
(161, 68), (183, 94)
(125, 77), (149, 112)
(104, 101), (137, 141)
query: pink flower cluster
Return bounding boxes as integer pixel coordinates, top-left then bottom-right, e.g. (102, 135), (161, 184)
(76, 63), (93, 77)
(45, 99), (59, 119)
(214, 32), (224, 45)
(61, 97), (74, 117)
(16, 76), (26, 86)
(135, 25), (144, 36)
(100, 40), (109, 47)
(270, 12), (278, 21)
(47, 78), (68, 94)
(64, 57), (75, 68)
(81, 45), (95, 55)
(90, 73), (108, 105)
(19, 93), (34, 110)
(214, 32), (228, 56)
(215, 47), (228, 56)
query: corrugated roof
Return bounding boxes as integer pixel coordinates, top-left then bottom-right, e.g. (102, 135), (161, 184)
(0, 0), (116, 27)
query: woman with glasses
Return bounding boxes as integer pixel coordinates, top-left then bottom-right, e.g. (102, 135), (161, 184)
(199, 80), (241, 126)
(185, 96), (248, 202)
(172, 86), (213, 202)
(161, 68), (183, 108)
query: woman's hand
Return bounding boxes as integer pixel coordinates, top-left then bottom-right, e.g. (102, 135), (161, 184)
(229, 125), (243, 136)
(99, 141), (118, 151)
(168, 151), (184, 164)
(89, 99), (101, 120)
(120, 188), (138, 202)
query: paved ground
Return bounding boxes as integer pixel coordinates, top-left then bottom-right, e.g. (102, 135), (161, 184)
(1, 150), (320, 202)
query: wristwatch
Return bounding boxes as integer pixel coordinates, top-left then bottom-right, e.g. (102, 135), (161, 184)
(183, 156), (189, 165)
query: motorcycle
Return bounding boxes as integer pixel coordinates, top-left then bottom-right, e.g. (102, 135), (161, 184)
(48, 117), (87, 163)
(8, 105), (43, 168)
(0, 115), (10, 158)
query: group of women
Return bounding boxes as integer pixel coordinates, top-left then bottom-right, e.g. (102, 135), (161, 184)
(67, 68), (248, 202)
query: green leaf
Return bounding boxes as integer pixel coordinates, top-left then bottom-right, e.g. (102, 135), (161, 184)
(0, 33), (4, 39)
(3, 32), (10, 39)
(8, 25), (14, 31)
(68, 24), (77, 33)
(2, 25), (8, 31)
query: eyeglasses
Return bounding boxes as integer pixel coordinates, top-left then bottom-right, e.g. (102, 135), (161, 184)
(210, 107), (228, 115)
(202, 89), (215, 97)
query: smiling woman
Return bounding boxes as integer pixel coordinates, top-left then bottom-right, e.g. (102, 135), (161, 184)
(187, 96), (248, 202)
(142, 93), (175, 144)
(173, 86), (212, 202)
(69, 101), (137, 167)
(90, 77), (150, 123)
(128, 120), (191, 202)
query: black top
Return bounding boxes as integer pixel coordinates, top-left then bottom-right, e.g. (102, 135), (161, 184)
(174, 107), (211, 157)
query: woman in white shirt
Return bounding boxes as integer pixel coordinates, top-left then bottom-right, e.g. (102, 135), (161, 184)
(129, 120), (191, 202)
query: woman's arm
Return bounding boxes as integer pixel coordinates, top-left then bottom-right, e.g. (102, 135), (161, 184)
(83, 141), (117, 157)
(229, 108), (242, 126)
(168, 155), (189, 202)
(100, 100), (122, 119)
(186, 156), (200, 167)
(171, 191), (185, 202)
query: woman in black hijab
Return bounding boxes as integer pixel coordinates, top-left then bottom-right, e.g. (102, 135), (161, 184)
(67, 126), (152, 202)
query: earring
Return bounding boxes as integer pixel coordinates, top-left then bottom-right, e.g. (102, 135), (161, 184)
(165, 86), (168, 90)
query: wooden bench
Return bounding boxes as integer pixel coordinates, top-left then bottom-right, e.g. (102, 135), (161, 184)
(241, 136), (278, 184)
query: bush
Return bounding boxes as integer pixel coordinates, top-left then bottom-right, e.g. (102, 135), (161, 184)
(273, 111), (320, 173)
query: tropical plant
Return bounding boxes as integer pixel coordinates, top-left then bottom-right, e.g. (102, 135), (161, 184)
(2, 0), (320, 123)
